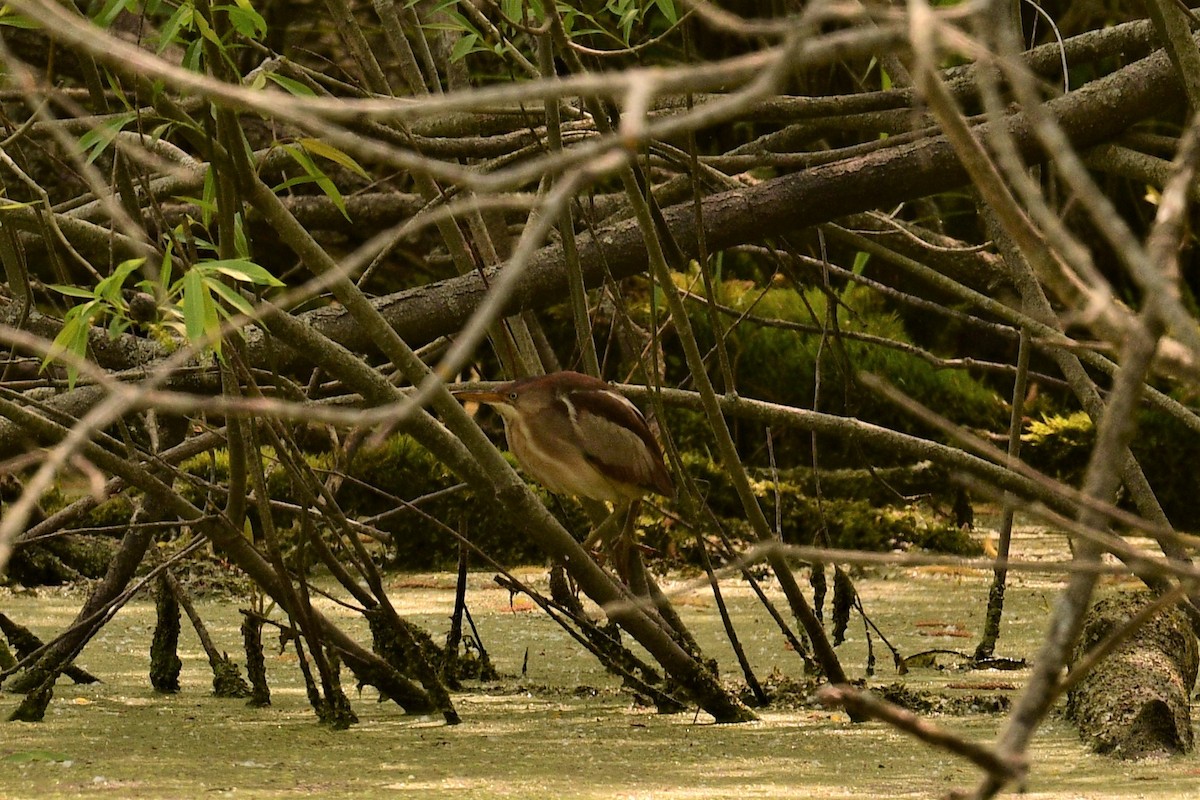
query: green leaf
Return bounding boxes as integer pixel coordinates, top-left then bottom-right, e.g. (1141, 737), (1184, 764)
(619, 6), (637, 40)
(653, 0), (677, 25)
(198, 258), (284, 287)
(0, 7), (39, 28)
(157, 1), (192, 52)
(557, 5), (601, 37)
(296, 138), (369, 179)
(232, 213), (250, 259)
(181, 268), (220, 352)
(420, 21), (467, 32)
(271, 174), (319, 193)
(108, 315), (132, 339)
(182, 38), (204, 71)
(263, 72), (315, 97)
(204, 277), (256, 317)
(91, 0), (132, 28)
(851, 251), (870, 275)
(181, 268), (205, 344)
(221, 1), (266, 39)
(279, 143), (348, 220)
(161, 245), (175, 292)
(449, 32), (480, 62)
(78, 111), (139, 165)
(47, 284), (99, 300)
(42, 300), (102, 389)
(200, 167), (217, 229)
(191, 12), (222, 46)
(95, 257), (146, 305)
(104, 68), (135, 111)
(439, 8), (475, 33)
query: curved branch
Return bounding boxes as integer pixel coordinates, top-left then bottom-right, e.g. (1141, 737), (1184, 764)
(1, 32), (1189, 439)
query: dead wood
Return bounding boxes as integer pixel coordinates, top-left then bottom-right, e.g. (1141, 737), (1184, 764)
(1066, 590), (1198, 759)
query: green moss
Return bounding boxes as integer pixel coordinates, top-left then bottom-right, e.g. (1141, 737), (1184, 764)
(1020, 407), (1200, 529)
(661, 274), (1005, 467)
(651, 455), (978, 558)
(211, 655), (251, 698)
(345, 437), (551, 569)
(36, 486), (135, 536)
(1021, 411), (1094, 480)
(241, 616), (271, 708)
(84, 496), (135, 529)
(171, 437), (567, 570)
(8, 533), (117, 587)
(149, 577), (182, 693)
(768, 496), (979, 555)
(177, 447), (318, 511)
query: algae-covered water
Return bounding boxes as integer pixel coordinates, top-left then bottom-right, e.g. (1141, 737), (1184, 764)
(1, 528), (1197, 799)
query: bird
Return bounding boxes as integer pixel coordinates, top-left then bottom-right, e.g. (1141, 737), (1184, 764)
(453, 371), (674, 506)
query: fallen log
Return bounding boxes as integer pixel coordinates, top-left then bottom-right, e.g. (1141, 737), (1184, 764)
(1066, 590), (1198, 759)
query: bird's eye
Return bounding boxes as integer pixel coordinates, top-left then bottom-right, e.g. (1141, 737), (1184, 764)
(508, 391), (519, 402)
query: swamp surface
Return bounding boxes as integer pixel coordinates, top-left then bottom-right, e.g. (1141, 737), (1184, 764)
(1, 523), (1198, 799)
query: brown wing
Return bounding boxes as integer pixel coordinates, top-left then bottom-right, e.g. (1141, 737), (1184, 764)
(568, 386), (674, 497)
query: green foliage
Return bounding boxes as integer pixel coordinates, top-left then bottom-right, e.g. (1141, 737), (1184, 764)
(176, 436), (551, 569)
(418, 0), (680, 63)
(1021, 411), (1094, 480)
(90, 0), (137, 29)
(43, 247), (282, 383)
(256, 71), (316, 96)
(84, 495), (136, 529)
(220, 0), (268, 40)
(35, 488), (135, 534)
(343, 436), (550, 569)
(153, 0), (267, 55)
(43, 258), (146, 387)
(274, 138), (368, 221)
(177, 447), (234, 507)
(0, 6), (39, 28)
(350, 438), (974, 568)
(178, 446), (310, 511)
(1020, 407), (1200, 529)
(1129, 410), (1200, 529)
(670, 454), (979, 557)
(178, 256), (284, 353)
(665, 271), (1005, 466)
(340, 434), (453, 506)
(77, 111), (140, 164)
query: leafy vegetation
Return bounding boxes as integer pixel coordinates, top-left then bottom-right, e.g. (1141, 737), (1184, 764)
(2, 0), (1198, 789)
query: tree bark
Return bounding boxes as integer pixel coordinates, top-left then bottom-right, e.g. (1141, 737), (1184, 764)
(1066, 591), (1198, 759)
(0, 30), (1185, 402)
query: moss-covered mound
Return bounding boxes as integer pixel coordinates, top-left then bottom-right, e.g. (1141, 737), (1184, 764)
(1021, 409), (1200, 530)
(666, 455), (981, 560)
(19, 426), (980, 583)
(663, 274), (1007, 467)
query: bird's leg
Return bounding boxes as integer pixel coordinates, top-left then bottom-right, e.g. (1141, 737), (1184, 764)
(581, 502), (629, 553)
(610, 501), (670, 615)
(578, 500), (639, 581)
(602, 502), (703, 653)
(607, 503), (646, 586)
(607, 506), (699, 652)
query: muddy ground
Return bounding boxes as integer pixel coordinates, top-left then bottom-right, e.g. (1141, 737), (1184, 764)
(1, 525), (1197, 799)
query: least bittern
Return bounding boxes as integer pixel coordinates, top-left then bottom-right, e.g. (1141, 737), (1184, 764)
(454, 371), (673, 557)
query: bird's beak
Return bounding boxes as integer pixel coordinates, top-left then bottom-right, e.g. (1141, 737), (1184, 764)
(451, 388), (505, 405)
